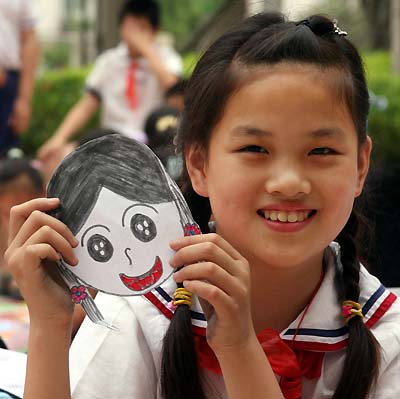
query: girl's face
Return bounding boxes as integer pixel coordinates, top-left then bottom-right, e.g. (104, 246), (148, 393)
(64, 187), (183, 295)
(187, 63), (371, 272)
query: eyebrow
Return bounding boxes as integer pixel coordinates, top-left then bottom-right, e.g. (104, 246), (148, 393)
(122, 203), (159, 227)
(308, 128), (345, 139)
(81, 224), (110, 246)
(232, 126), (345, 139)
(231, 126), (272, 138)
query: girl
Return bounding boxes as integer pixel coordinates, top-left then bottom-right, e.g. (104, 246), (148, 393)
(5, 12), (400, 399)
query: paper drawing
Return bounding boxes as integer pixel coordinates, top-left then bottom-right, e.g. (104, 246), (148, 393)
(47, 134), (200, 328)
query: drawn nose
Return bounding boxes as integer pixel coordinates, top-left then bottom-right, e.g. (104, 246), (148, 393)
(125, 248), (133, 265)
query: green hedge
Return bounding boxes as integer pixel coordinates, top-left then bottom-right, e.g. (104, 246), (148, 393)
(21, 67), (97, 154)
(363, 52), (400, 163)
(22, 51), (400, 162)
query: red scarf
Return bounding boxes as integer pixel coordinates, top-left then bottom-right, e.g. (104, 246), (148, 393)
(126, 62), (138, 109)
(194, 329), (324, 399)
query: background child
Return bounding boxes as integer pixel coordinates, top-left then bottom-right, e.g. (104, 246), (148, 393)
(0, 158), (43, 298)
(5, 12), (400, 399)
(37, 0), (182, 162)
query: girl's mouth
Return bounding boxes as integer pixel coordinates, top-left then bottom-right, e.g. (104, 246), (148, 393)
(257, 209), (317, 223)
(119, 256), (163, 291)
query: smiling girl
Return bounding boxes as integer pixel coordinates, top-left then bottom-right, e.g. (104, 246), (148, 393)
(6, 12), (400, 399)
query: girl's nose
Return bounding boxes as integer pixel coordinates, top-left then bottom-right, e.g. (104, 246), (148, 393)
(265, 167), (311, 197)
(125, 247), (133, 265)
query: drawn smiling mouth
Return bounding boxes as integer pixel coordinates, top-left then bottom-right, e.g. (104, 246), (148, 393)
(119, 256), (163, 291)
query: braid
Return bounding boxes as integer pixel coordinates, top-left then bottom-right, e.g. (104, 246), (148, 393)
(332, 211), (380, 399)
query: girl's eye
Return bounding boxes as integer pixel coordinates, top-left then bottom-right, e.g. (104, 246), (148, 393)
(240, 145), (268, 153)
(87, 234), (114, 262)
(130, 214), (157, 242)
(309, 147), (336, 156)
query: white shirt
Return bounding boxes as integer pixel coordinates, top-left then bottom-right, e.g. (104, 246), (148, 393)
(85, 43), (182, 141)
(70, 243), (400, 398)
(0, 0), (37, 70)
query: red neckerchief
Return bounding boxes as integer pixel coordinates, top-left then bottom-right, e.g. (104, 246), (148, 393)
(126, 62), (138, 109)
(194, 270), (325, 399)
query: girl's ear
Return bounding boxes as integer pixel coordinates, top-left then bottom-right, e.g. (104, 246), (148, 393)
(185, 145), (209, 197)
(355, 136), (372, 197)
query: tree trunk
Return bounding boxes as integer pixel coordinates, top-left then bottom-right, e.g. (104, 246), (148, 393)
(391, 0), (400, 73)
(96, 0), (125, 53)
(361, 0), (390, 49)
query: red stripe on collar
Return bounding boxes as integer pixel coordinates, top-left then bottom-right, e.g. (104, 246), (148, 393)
(365, 291), (397, 328)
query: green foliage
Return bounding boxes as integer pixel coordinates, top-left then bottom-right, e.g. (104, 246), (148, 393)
(363, 52), (400, 162)
(43, 42), (71, 70)
(161, 0), (226, 50)
(182, 52), (201, 77)
(21, 67), (99, 155)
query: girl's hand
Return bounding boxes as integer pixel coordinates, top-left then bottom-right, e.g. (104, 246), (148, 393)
(170, 233), (257, 355)
(4, 198), (79, 326)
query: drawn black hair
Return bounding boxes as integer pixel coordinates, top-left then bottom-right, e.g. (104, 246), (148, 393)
(162, 12), (378, 399)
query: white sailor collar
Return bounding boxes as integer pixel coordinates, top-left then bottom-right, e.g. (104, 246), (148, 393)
(144, 242), (397, 350)
(280, 242), (397, 352)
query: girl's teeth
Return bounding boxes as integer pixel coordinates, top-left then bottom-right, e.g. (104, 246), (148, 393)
(278, 212), (288, 222)
(263, 210), (311, 223)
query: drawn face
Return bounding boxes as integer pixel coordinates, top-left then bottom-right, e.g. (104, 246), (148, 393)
(64, 187), (183, 295)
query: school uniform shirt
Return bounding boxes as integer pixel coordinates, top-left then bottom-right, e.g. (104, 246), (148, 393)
(0, 0), (37, 70)
(85, 42), (182, 142)
(69, 243), (400, 399)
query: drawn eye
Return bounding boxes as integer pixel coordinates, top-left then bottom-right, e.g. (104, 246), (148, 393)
(130, 213), (157, 242)
(87, 234), (114, 262)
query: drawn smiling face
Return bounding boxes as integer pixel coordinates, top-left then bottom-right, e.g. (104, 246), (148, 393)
(65, 187), (184, 295)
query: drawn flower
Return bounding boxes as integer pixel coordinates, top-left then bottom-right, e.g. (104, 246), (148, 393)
(184, 223), (201, 236)
(71, 285), (87, 304)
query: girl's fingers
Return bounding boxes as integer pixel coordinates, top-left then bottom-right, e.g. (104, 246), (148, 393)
(8, 198), (61, 244)
(23, 243), (62, 267)
(170, 233), (242, 261)
(182, 279), (236, 319)
(22, 226), (78, 266)
(174, 262), (245, 298)
(8, 243), (60, 282)
(170, 241), (239, 276)
(8, 209), (77, 252)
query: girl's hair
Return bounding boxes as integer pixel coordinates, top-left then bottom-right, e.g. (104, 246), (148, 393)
(47, 134), (174, 234)
(162, 12), (379, 399)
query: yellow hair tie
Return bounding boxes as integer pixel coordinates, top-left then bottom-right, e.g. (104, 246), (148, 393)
(173, 287), (193, 308)
(342, 300), (364, 324)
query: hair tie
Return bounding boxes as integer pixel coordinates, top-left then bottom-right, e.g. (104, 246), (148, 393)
(342, 300), (363, 324)
(296, 17), (347, 37)
(173, 287), (193, 308)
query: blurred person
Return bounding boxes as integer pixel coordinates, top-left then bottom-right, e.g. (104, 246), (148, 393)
(165, 78), (187, 111)
(0, 158), (43, 298)
(144, 105), (182, 180)
(0, 0), (39, 158)
(37, 0), (182, 162)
